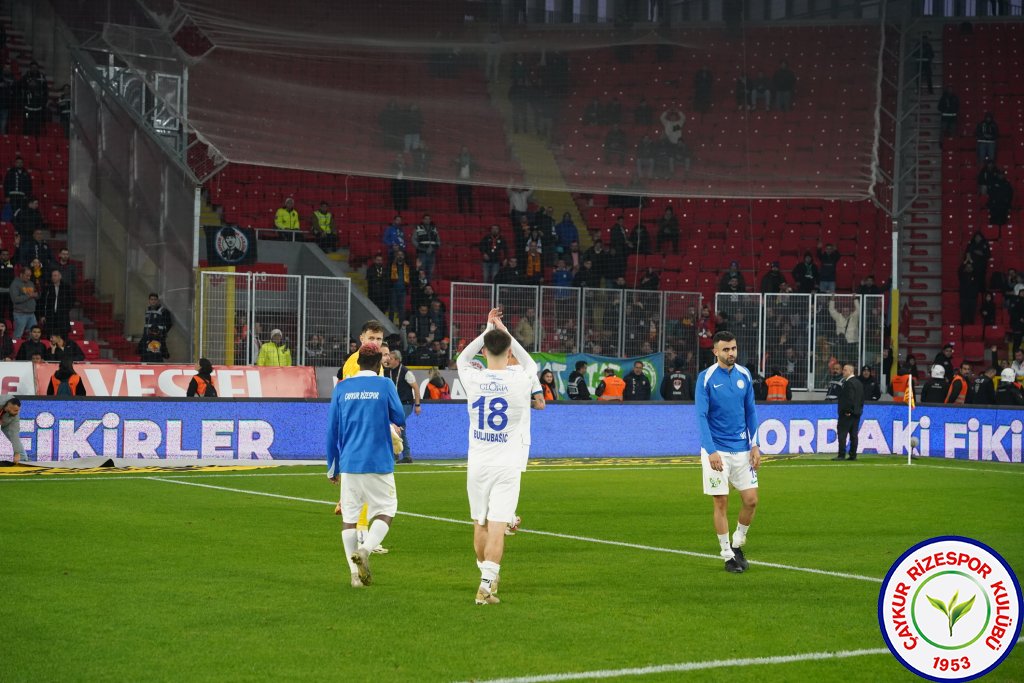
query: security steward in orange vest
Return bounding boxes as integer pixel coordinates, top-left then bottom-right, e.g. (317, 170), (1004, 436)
(764, 369), (792, 401)
(890, 366), (911, 403)
(944, 364), (969, 405)
(595, 367), (626, 402)
(46, 357), (86, 396)
(186, 358), (218, 397)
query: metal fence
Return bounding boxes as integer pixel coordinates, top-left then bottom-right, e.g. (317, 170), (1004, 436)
(582, 288), (624, 357)
(714, 292), (763, 370)
(763, 293), (813, 391)
(496, 285), (542, 352)
(539, 286), (581, 354)
(449, 282), (494, 354)
(198, 271), (350, 366)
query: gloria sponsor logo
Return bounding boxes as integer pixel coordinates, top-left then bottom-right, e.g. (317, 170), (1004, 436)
(879, 536), (1021, 681)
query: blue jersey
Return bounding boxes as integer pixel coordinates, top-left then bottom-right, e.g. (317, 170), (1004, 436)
(694, 363), (760, 453)
(326, 372), (405, 477)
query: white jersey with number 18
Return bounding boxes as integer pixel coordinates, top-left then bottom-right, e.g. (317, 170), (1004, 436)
(457, 329), (539, 471)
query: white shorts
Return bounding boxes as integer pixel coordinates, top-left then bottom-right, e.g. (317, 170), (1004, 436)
(700, 449), (758, 496)
(340, 473), (398, 524)
(467, 465), (521, 525)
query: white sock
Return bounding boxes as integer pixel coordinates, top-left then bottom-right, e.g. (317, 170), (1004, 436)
(341, 529), (359, 573)
(734, 523), (750, 546)
(361, 519), (390, 551)
(718, 533), (734, 559)
(476, 559), (484, 571)
(479, 560), (500, 593)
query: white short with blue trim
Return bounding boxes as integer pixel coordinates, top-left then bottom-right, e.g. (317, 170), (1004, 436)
(700, 449), (758, 496)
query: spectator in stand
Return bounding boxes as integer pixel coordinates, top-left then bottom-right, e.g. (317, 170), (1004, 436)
(933, 344), (956, 378)
(14, 198), (44, 241)
(772, 61), (796, 111)
(623, 361), (652, 401)
(256, 328), (290, 366)
(584, 240), (610, 286)
(906, 355), (923, 381)
(603, 124), (627, 165)
(274, 197), (300, 232)
(4, 157), (31, 213)
(20, 61), (48, 137)
(402, 104), (422, 152)
(388, 251), (412, 323)
(793, 252), (820, 292)
(937, 87), (959, 141)
(696, 304), (715, 367)
(635, 135), (655, 179)
(970, 366), (998, 405)
(0, 248), (14, 322)
(633, 97), (653, 125)
(609, 215), (632, 262)
(760, 261), (786, 293)
(595, 367), (625, 401)
(409, 303), (433, 343)
(719, 275), (744, 294)
(412, 214), (441, 282)
(920, 365), (949, 404)
(48, 332), (84, 363)
(10, 267), (38, 338)
(40, 269), (73, 337)
(15, 325), (46, 360)
(977, 160), (998, 195)
(53, 248), (77, 289)
(480, 224), (506, 283)
(980, 292), (996, 325)
(138, 325), (171, 363)
(565, 240), (582, 274)
(494, 256), (523, 286)
(856, 275), (884, 295)
(552, 259), (573, 287)
(915, 34), (934, 94)
(987, 170), (1013, 226)
(58, 84), (71, 137)
(816, 241), (841, 293)
(507, 183), (534, 228)
(975, 112), (998, 165)
(407, 337), (436, 366)
(665, 138), (692, 177)
(632, 220), (651, 255)
(186, 358), (218, 397)
(554, 212), (578, 256)
(391, 154), (409, 212)
(0, 65), (14, 135)
(514, 308), (540, 350)
(656, 206), (680, 253)
(717, 261), (746, 292)
(428, 299), (446, 332)
(572, 258), (599, 289)
(145, 293), (173, 335)
(524, 242), (544, 284)
(693, 66), (714, 117)
(365, 254), (388, 314)
(996, 368), (1024, 406)
(637, 266), (661, 291)
(859, 365), (881, 401)
(454, 146), (475, 213)
(749, 70), (771, 111)
(310, 201), (338, 253)
(382, 215), (406, 263)
(514, 214), (533, 263)
(18, 228), (51, 271)
(659, 108), (685, 144)
(46, 357), (86, 396)
(959, 258), (980, 325)
(0, 321), (12, 360)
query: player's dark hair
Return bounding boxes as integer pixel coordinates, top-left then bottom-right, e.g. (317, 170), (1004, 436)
(4, 396), (21, 407)
(712, 331), (735, 345)
(575, 360), (588, 371)
(360, 320), (385, 335)
(483, 329), (512, 357)
(357, 343), (383, 371)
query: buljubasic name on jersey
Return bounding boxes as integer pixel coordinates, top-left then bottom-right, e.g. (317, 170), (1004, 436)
(473, 429), (509, 443)
(345, 391), (380, 400)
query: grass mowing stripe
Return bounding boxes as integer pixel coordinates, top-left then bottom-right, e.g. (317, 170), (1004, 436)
(144, 476), (883, 584)
(462, 638), (1024, 683)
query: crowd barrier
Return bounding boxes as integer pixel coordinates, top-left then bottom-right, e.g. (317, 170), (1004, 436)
(2, 399), (1021, 463)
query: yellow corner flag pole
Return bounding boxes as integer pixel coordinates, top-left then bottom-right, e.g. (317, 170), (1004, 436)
(906, 376), (915, 466)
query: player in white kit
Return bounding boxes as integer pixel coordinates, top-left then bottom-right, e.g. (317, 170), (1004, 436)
(457, 308), (543, 605)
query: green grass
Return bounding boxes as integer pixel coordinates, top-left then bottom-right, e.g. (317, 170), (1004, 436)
(2, 456), (1023, 682)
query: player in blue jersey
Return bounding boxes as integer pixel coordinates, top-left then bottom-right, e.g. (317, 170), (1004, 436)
(326, 342), (406, 588)
(694, 331), (761, 574)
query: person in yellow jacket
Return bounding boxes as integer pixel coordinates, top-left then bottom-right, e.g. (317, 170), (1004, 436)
(256, 329), (292, 366)
(311, 201), (337, 252)
(595, 367), (626, 401)
(336, 319), (393, 554)
(274, 197), (300, 230)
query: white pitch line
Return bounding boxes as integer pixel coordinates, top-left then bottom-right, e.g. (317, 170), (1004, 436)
(460, 637), (1024, 683)
(144, 477), (882, 583)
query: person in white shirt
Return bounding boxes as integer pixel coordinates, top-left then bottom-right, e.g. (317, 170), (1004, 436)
(457, 308), (544, 605)
(506, 183), (534, 228)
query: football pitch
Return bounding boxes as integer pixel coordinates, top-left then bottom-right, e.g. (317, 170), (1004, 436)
(2, 456), (1022, 682)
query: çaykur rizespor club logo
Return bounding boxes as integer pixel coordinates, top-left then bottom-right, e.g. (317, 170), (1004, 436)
(214, 226), (249, 263)
(879, 536), (1021, 681)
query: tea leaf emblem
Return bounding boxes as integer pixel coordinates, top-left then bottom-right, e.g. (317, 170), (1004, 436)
(927, 590), (976, 637)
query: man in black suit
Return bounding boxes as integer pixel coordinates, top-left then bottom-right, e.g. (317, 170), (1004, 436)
(40, 269), (74, 337)
(834, 361), (865, 461)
